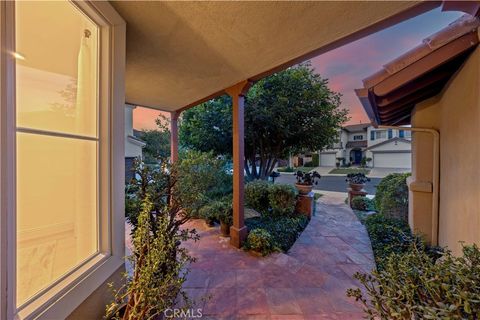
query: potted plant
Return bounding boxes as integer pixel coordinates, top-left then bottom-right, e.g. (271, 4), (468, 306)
(336, 157), (344, 168)
(214, 198), (233, 237)
(294, 171), (321, 195)
(346, 173), (370, 191)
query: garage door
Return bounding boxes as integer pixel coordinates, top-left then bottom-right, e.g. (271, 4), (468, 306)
(373, 152), (411, 169)
(320, 153), (336, 166)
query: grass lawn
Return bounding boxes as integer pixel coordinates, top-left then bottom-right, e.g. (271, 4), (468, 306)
(277, 166), (315, 173)
(314, 193), (323, 201)
(329, 168), (370, 174)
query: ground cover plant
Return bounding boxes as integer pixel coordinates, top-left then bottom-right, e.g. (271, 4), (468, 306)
(347, 243), (480, 320)
(245, 215), (308, 253)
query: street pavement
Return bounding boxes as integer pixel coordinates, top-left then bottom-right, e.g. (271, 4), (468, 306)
(274, 174), (381, 195)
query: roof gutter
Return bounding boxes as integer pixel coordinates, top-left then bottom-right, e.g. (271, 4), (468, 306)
(377, 125), (440, 246)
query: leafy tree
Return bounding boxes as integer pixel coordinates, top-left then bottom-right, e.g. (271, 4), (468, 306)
(180, 63), (349, 179)
(141, 115), (171, 164)
(179, 95), (233, 157)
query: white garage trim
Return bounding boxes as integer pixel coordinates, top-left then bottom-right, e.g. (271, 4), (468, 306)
(320, 153), (336, 166)
(373, 151), (411, 169)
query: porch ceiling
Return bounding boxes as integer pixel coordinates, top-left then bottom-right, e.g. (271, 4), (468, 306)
(109, 1), (436, 112)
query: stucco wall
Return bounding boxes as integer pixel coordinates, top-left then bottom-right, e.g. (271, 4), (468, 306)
(411, 45), (480, 255)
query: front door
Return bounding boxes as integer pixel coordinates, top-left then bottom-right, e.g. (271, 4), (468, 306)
(354, 150), (362, 164)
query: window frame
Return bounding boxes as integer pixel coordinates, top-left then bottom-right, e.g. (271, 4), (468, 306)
(353, 135), (363, 141)
(1, 1), (126, 319)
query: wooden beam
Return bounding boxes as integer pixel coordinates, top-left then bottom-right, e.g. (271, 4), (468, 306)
(170, 111), (180, 163)
(226, 80), (251, 248)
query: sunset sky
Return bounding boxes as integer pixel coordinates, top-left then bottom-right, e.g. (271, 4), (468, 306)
(133, 7), (463, 130)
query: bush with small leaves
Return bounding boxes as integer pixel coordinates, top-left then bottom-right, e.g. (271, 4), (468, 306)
(347, 243), (480, 320)
(244, 228), (278, 256)
(351, 196), (376, 211)
(268, 184), (296, 217)
(375, 172), (410, 222)
(245, 180), (271, 214)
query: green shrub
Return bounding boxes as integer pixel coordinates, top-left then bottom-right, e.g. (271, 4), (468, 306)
(312, 153), (319, 166)
(198, 203), (218, 225)
(375, 173), (410, 222)
(245, 180), (271, 214)
(245, 215), (308, 252)
(303, 161), (315, 167)
(347, 244), (480, 320)
(214, 196), (233, 226)
(364, 213), (414, 270)
(244, 228), (278, 256)
(268, 184), (296, 217)
(277, 166), (295, 172)
(351, 196), (376, 211)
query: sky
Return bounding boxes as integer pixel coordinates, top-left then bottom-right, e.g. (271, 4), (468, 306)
(133, 7), (463, 130)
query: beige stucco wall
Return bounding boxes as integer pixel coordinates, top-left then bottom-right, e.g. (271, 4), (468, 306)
(410, 45), (480, 255)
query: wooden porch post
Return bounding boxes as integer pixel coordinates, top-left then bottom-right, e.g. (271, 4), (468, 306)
(226, 80), (251, 248)
(170, 111), (179, 163)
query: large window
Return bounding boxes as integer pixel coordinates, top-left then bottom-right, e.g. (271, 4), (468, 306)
(15, 1), (99, 306)
(373, 130), (387, 140)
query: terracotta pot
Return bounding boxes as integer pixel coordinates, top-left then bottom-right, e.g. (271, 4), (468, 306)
(220, 221), (230, 237)
(295, 183), (313, 195)
(349, 183), (364, 191)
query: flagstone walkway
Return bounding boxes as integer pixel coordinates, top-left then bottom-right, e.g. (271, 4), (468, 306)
(181, 191), (375, 320)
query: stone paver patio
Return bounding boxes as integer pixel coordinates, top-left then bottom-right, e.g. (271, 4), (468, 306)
(181, 191), (375, 320)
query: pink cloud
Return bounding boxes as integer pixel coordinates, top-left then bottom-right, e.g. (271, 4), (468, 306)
(133, 107), (169, 130)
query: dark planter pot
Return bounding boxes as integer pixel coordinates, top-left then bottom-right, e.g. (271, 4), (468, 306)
(220, 221), (230, 237)
(349, 183), (365, 191)
(295, 183), (313, 195)
(205, 218), (215, 227)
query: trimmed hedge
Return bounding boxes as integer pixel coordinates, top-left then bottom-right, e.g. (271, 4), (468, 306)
(245, 180), (271, 214)
(268, 184), (296, 217)
(351, 196), (376, 211)
(245, 181), (297, 217)
(375, 173), (410, 222)
(244, 228), (278, 256)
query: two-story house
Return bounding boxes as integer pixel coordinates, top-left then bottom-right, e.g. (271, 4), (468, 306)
(319, 124), (411, 168)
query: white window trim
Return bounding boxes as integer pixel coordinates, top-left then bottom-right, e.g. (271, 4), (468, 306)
(0, 1), (126, 319)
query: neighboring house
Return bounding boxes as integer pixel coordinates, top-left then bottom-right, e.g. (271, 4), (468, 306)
(356, 15), (480, 256)
(319, 124), (412, 168)
(125, 105), (146, 181)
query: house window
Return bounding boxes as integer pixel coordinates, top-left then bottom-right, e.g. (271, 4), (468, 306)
(399, 130), (405, 138)
(373, 130), (387, 139)
(388, 129), (393, 139)
(15, 1), (99, 307)
(370, 131), (375, 140)
(353, 135), (363, 140)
